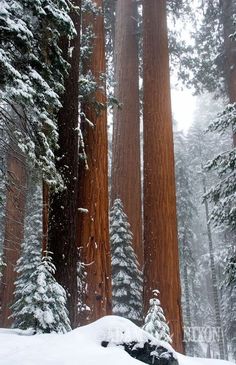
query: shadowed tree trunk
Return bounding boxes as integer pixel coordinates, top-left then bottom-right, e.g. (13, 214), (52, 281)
(42, 181), (49, 255)
(47, 1), (81, 329)
(143, 0), (184, 352)
(77, 0), (112, 325)
(111, 0), (143, 267)
(0, 146), (27, 327)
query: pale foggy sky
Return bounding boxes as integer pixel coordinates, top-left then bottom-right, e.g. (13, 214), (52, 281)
(171, 88), (196, 132)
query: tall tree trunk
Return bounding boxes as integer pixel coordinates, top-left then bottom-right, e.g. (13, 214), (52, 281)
(47, 1), (81, 329)
(183, 264), (191, 319)
(42, 181), (49, 255)
(222, 0), (236, 146)
(143, 0), (184, 352)
(202, 171), (225, 359)
(0, 146), (27, 327)
(77, 0), (112, 325)
(111, 0), (143, 267)
(182, 240), (194, 356)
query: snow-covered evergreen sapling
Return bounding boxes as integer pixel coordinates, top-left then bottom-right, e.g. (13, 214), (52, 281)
(143, 289), (172, 343)
(12, 185), (42, 306)
(11, 254), (71, 334)
(110, 199), (143, 325)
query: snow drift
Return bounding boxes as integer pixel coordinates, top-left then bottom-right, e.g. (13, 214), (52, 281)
(0, 316), (234, 365)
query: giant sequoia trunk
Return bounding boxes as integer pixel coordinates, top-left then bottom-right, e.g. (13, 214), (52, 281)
(77, 0), (112, 324)
(111, 0), (143, 266)
(143, 0), (184, 352)
(222, 0), (236, 146)
(47, 1), (81, 329)
(0, 147), (27, 327)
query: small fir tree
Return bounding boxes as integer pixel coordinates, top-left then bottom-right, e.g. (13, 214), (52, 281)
(143, 289), (172, 343)
(110, 198), (143, 325)
(11, 254), (71, 334)
(12, 185), (42, 304)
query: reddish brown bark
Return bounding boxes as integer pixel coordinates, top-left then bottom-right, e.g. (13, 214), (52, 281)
(222, 0), (236, 146)
(143, 0), (184, 352)
(47, 1), (81, 328)
(77, 0), (112, 324)
(0, 148), (27, 327)
(111, 0), (143, 267)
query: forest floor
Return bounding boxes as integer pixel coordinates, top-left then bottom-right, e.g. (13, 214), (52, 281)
(0, 316), (234, 365)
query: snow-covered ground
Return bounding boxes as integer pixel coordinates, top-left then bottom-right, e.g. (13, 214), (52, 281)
(0, 316), (234, 365)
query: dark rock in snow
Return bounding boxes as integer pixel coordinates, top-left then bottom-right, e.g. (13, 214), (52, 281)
(101, 337), (178, 365)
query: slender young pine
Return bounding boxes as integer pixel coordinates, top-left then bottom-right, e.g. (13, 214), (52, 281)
(110, 199), (143, 325)
(143, 289), (172, 343)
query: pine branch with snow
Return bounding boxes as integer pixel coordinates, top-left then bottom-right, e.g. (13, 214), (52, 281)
(0, 0), (77, 188)
(204, 104), (236, 230)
